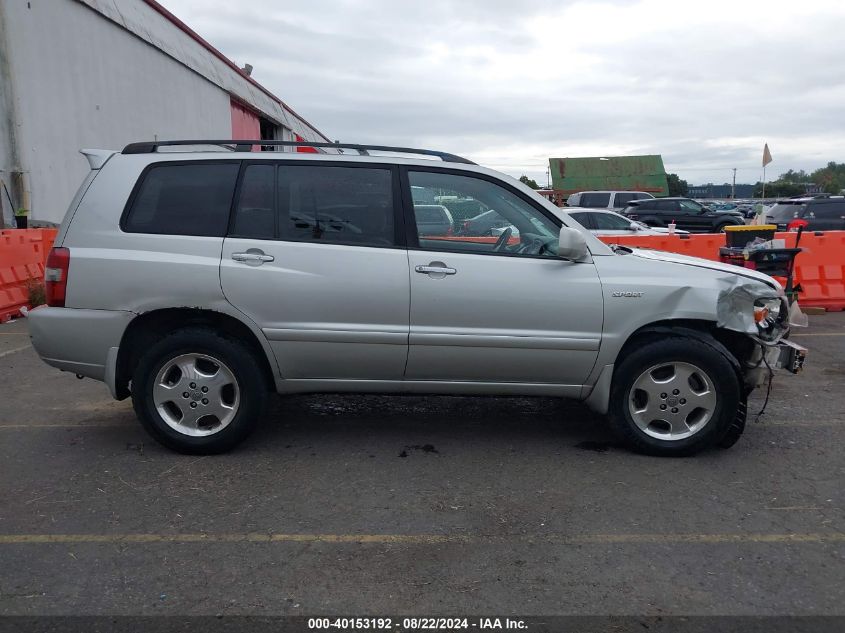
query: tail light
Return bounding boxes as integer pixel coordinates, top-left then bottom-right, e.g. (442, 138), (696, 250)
(787, 218), (809, 232)
(44, 247), (70, 307)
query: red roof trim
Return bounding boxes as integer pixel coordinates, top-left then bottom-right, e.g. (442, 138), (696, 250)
(143, 0), (329, 142)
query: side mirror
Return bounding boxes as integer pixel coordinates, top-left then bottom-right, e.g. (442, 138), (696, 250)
(629, 222), (642, 231)
(558, 226), (589, 261)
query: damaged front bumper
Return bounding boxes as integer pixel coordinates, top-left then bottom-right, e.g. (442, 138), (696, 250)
(745, 339), (808, 389)
(716, 275), (809, 389)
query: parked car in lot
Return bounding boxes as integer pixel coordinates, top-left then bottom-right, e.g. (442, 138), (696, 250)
(568, 209), (689, 236)
(566, 190), (654, 210)
(413, 204), (454, 236)
(622, 197), (745, 232)
(459, 208), (514, 236)
(29, 140), (804, 457)
(765, 197), (845, 232)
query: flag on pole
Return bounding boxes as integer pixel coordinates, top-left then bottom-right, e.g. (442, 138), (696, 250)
(762, 143), (773, 167)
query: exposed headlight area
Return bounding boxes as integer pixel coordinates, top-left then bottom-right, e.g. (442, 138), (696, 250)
(754, 297), (787, 341)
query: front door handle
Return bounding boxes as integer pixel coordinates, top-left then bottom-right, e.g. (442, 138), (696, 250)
(232, 250), (274, 266)
(415, 263), (456, 276)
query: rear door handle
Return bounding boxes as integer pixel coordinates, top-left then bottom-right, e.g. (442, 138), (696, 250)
(415, 264), (456, 275)
(232, 250), (274, 265)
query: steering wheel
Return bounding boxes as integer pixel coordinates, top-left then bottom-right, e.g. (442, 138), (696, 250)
(536, 237), (556, 256)
(493, 227), (513, 252)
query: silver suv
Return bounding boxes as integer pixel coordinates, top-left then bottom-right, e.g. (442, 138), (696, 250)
(29, 140), (806, 456)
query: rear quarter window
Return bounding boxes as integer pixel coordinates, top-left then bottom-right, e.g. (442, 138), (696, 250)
(123, 162), (240, 236)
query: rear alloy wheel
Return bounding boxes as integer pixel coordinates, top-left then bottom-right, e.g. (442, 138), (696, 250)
(132, 328), (268, 454)
(152, 353), (240, 437)
(609, 336), (742, 456)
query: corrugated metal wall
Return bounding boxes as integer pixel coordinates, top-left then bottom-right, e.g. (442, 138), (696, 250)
(549, 155), (669, 196)
(0, 0), (328, 224)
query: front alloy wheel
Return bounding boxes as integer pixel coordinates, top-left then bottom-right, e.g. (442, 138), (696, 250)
(628, 362), (717, 441)
(608, 335), (742, 456)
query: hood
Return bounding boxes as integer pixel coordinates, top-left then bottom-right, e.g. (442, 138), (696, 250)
(630, 248), (781, 290)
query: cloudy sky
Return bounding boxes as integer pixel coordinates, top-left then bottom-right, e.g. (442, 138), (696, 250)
(165, 0), (845, 187)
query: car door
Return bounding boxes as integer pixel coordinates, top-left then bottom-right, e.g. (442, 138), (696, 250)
(403, 168), (603, 388)
(220, 161), (410, 380)
(676, 200), (712, 232)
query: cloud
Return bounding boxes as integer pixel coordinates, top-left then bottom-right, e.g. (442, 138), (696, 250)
(164, 0), (845, 186)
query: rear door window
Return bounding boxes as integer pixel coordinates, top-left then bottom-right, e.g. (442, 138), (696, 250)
(579, 193), (612, 208)
(655, 200), (679, 213)
(614, 193), (635, 207)
(568, 212), (595, 229)
(592, 212), (632, 230)
(277, 165), (396, 247)
(123, 162), (240, 236)
(232, 164), (275, 239)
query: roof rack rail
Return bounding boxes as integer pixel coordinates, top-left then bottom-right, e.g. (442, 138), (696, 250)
(121, 140), (476, 164)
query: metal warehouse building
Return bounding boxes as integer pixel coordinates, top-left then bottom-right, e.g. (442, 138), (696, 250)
(0, 0), (329, 226)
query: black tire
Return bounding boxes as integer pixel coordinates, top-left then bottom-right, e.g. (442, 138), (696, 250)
(716, 396), (747, 449)
(131, 327), (268, 454)
(714, 222), (732, 232)
(608, 336), (742, 456)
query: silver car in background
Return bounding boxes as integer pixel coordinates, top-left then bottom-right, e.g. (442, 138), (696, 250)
(28, 140), (805, 456)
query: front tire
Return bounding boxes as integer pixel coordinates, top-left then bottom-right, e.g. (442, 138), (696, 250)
(131, 327), (268, 454)
(608, 336), (742, 456)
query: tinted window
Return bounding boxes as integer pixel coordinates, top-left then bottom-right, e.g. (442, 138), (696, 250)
(232, 165), (275, 239)
(408, 171), (559, 258)
(655, 200), (678, 212)
(277, 166), (395, 247)
(124, 163), (239, 236)
(810, 201), (845, 219)
(415, 205), (450, 224)
(579, 193), (612, 208)
(767, 203), (805, 221)
(568, 212), (595, 229)
(592, 212), (631, 230)
(614, 193), (635, 207)
(679, 200), (704, 213)
(634, 192), (652, 200)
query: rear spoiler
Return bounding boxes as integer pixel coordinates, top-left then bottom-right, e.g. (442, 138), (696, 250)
(79, 149), (116, 170)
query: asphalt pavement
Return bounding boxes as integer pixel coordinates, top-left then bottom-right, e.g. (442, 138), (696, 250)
(0, 314), (843, 616)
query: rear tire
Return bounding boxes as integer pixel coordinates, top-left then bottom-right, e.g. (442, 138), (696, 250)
(131, 327), (268, 454)
(608, 336), (742, 456)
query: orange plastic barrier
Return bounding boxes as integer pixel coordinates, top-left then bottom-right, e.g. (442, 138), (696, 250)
(789, 231), (845, 312)
(597, 231), (845, 311)
(0, 228), (58, 322)
(596, 233), (722, 261)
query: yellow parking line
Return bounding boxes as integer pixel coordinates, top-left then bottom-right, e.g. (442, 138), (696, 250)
(0, 423), (128, 429)
(0, 331), (28, 335)
(0, 532), (842, 545)
(0, 344), (30, 358)
(790, 332), (845, 337)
